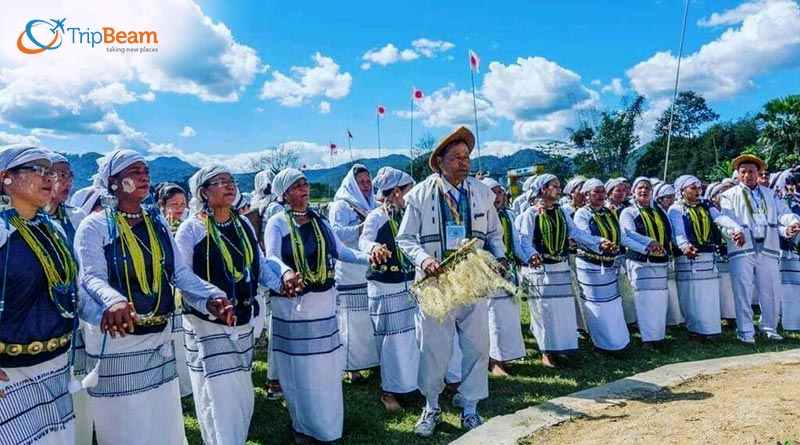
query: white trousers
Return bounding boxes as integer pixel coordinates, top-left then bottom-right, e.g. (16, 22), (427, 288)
(729, 252), (781, 337)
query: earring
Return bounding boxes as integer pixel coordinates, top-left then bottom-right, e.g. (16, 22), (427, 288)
(110, 184), (118, 191)
(2, 177), (11, 185)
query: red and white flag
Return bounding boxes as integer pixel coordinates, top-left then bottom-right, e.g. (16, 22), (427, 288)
(412, 88), (424, 100)
(300, 163), (307, 170)
(469, 49), (480, 73)
(330, 143), (338, 155)
(377, 105), (386, 116)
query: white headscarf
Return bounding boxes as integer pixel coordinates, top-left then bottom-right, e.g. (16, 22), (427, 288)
(188, 165), (231, 213)
(563, 176), (586, 195)
(581, 178), (605, 194)
(522, 175), (537, 192)
(0, 144), (52, 171)
(333, 163), (376, 211)
(480, 177), (502, 191)
(532, 173), (557, 197)
(604, 178), (623, 194)
(250, 170), (275, 211)
(674, 174), (700, 193)
(272, 168), (306, 203)
(704, 182), (723, 200)
(49, 152), (69, 165)
(91, 149), (145, 190)
(373, 167), (414, 200)
(631, 176), (652, 192)
(69, 185), (106, 215)
(654, 183), (676, 200)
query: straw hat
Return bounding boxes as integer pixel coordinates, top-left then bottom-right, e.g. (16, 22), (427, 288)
(428, 126), (475, 173)
(732, 154), (767, 171)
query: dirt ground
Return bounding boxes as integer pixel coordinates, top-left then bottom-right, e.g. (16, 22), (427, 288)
(529, 363), (800, 445)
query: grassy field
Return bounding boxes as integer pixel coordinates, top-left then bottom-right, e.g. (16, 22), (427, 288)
(182, 303), (800, 444)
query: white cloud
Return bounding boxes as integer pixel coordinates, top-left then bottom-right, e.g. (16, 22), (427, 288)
(395, 83), (494, 129)
(590, 79), (602, 86)
(82, 82), (138, 107)
(482, 56), (599, 140)
(0, 130), (41, 146)
(318, 101), (331, 114)
(139, 91), (156, 102)
(360, 38), (454, 70)
(179, 126), (196, 137)
(627, 0), (800, 101)
(601, 78), (627, 95)
(259, 53), (352, 106)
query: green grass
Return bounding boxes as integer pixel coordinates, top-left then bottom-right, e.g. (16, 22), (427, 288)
(182, 303), (800, 444)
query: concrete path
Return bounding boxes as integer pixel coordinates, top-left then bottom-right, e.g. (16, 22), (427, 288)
(452, 348), (800, 445)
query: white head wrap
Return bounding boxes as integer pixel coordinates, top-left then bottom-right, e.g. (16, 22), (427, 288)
(604, 178), (623, 194)
(563, 176), (586, 195)
(69, 185), (106, 215)
(188, 165), (232, 213)
(721, 178), (736, 187)
(250, 170), (275, 211)
(480, 177), (502, 191)
(674, 174), (700, 192)
(233, 191), (250, 210)
(532, 173), (558, 196)
(373, 167), (414, 200)
(522, 175), (537, 192)
(0, 144), (52, 171)
(581, 178), (605, 194)
(333, 163), (376, 211)
(654, 183), (676, 200)
(91, 149), (145, 190)
(704, 182), (723, 200)
(272, 168), (306, 203)
(49, 152), (69, 165)
(631, 176), (652, 192)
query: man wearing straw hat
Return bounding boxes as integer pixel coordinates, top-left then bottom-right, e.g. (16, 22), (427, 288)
(720, 154), (800, 343)
(397, 126), (506, 436)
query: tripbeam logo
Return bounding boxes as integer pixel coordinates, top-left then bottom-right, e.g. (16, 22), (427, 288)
(17, 18), (159, 55)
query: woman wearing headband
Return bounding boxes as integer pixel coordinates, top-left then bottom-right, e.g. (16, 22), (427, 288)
(359, 167), (417, 411)
(265, 168), (371, 442)
(654, 182), (683, 327)
(561, 176), (589, 335)
(619, 177), (671, 349)
(667, 174), (744, 343)
(74, 149), (229, 445)
(0, 145), (79, 445)
(705, 181), (737, 323)
(518, 174), (611, 366)
(174, 165), (282, 445)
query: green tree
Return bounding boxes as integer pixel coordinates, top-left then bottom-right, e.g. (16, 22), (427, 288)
(758, 95), (800, 170)
(545, 155), (573, 181)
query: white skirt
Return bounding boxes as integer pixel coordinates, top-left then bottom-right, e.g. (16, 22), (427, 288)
(522, 262), (578, 354)
(674, 253), (722, 335)
(618, 261), (637, 324)
(487, 290), (526, 361)
(717, 260), (736, 319)
(569, 254), (588, 331)
(0, 352), (75, 445)
(336, 283), (379, 371)
(271, 289), (343, 442)
(575, 258), (630, 351)
(183, 315), (254, 445)
(780, 254), (800, 331)
(83, 323), (186, 445)
(71, 324), (93, 445)
(367, 280), (419, 394)
(626, 260), (668, 342)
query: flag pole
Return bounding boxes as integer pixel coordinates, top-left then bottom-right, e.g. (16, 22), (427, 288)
(410, 90), (415, 179)
(377, 113), (382, 159)
(469, 64), (482, 174)
(347, 129), (354, 164)
(663, 0), (690, 181)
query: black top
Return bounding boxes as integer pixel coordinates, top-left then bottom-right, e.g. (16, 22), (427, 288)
(626, 206), (673, 263)
(366, 211), (415, 284)
(271, 212), (338, 296)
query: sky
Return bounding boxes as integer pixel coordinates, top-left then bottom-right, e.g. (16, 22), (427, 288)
(0, 0), (798, 171)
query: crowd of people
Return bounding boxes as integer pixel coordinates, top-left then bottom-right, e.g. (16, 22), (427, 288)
(0, 125), (799, 444)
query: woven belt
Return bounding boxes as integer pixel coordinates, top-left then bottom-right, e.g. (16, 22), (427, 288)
(577, 249), (616, 263)
(134, 314), (169, 327)
(541, 253), (568, 263)
(0, 332), (72, 356)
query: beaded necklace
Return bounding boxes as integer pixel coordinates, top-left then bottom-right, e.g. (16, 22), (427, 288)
(285, 211), (330, 285)
(205, 209), (254, 288)
(637, 204), (667, 248)
(385, 204), (408, 270)
(537, 205), (567, 256)
(115, 211), (164, 317)
(683, 201), (711, 246)
(590, 206), (619, 246)
(7, 211), (76, 318)
(499, 208), (515, 257)
(53, 204), (76, 244)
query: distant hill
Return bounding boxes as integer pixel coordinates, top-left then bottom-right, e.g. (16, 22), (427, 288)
(67, 153), (197, 190)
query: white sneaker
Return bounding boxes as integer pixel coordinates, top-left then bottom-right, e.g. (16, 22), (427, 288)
(737, 334), (755, 344)
(763, 331), (784, 341)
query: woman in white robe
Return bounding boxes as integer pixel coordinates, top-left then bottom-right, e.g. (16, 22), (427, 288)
(705, 181), (737, 321)
(654, 183), (684, 327)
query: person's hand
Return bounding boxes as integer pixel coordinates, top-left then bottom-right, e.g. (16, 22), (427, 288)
(731, 230), (746, 247)
(281, 271), (304, 297)
(599, 240), (617, 254)
(369, 245), (392, 265)
(528, 254), (543, 269)
(648, 241), (665, 255)
(682, 244), (699, 260)
(101, 302), (136, 338)
(495, 258), (508, 276)
(421, 258), (442, 277)
(0, 368), (8, 398)
(787, 223), (800, 237)
(206, 298), (235, 326)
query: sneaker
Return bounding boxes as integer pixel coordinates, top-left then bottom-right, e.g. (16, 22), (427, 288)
(266, 381), (283, 400)
(460, 412), (484, 431)
(763, 331), (784, 341)
(737, 334), (755, 344)
(414, 408), (442, 437)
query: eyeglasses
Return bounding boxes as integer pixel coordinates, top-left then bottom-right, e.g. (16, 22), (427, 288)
(55, 171), (74, 180)
(13, 165), (58, 179)
(207, 179), (237, 188)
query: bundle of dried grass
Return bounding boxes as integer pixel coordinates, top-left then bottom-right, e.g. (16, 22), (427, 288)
(411, 239), (518, 321)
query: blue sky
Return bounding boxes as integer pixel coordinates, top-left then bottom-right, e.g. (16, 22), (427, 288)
(1, 0), (798, 170)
